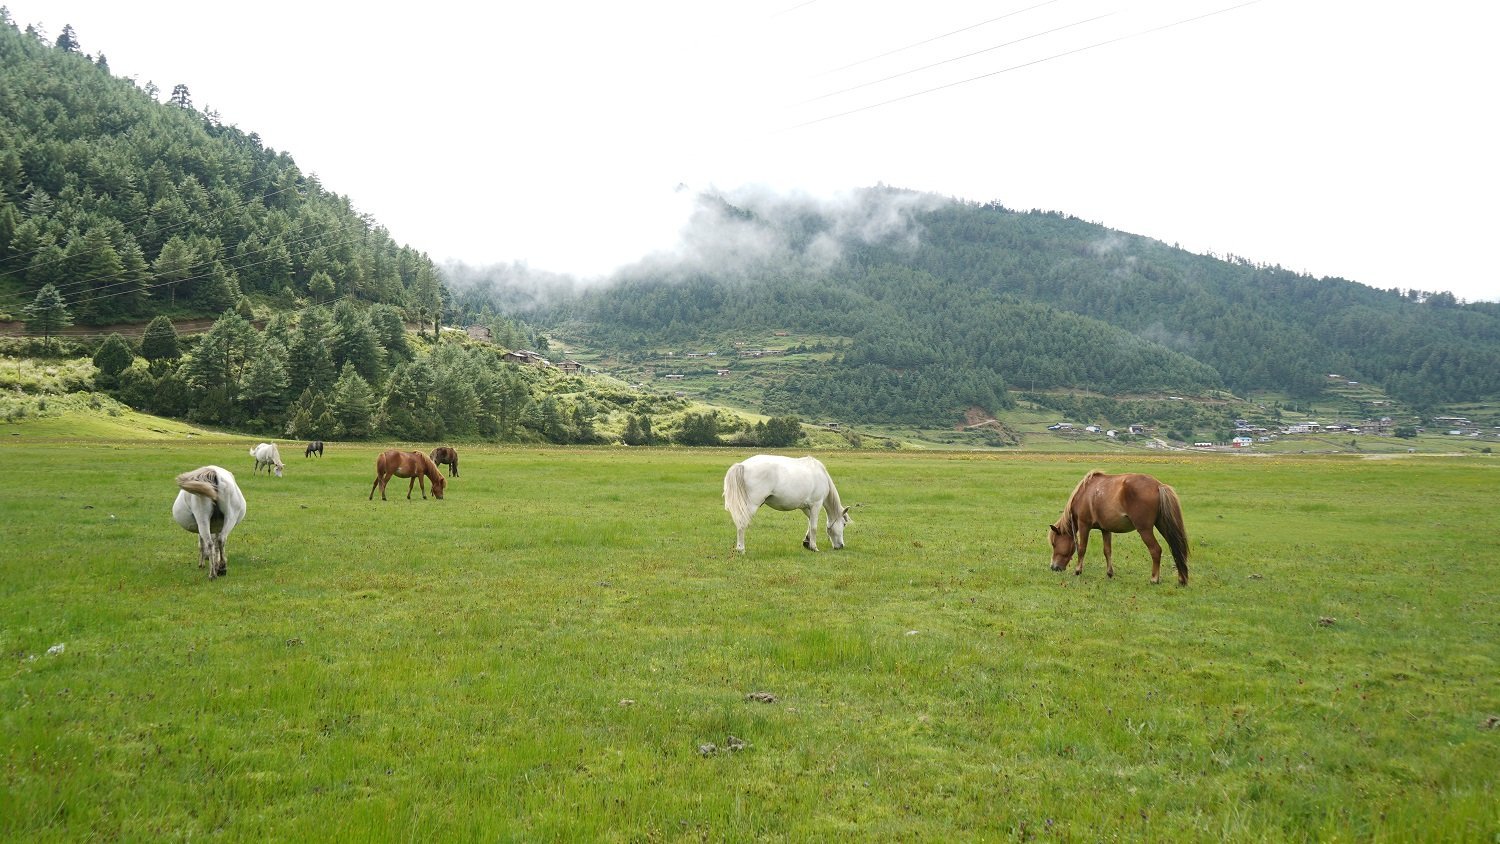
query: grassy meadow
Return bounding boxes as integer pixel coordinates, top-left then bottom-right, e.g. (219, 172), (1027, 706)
(1, 437), (1497, 841)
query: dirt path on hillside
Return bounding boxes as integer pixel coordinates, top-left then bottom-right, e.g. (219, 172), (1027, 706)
(0, 318), (220, 340)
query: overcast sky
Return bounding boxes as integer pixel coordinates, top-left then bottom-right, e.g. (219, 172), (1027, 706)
(9, 0), (1498, 301)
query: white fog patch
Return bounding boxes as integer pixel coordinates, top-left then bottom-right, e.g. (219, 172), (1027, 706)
(441, 186), (952, 306)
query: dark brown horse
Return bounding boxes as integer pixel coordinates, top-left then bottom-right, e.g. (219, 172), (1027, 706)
(429, 446), (459, 477)
(369, 449), (446, 501)
(305, 440), (323, 458)
(1048, 471), (1190, 585)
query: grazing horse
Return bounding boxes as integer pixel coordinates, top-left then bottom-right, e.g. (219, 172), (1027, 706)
(369, 449), (447, 501)
(723, 454), (851, 553)
(1048, 470), (1190, 585)
(429, 446), (459, 477)
(305, 440), (324, 458)
(250, 442), (284, 477)
(172, 466), (246, 579)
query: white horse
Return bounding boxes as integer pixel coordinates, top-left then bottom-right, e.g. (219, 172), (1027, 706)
(173, 466), (247, 579)
(723, 454), (851, 553)
(250, 442), (283, 477)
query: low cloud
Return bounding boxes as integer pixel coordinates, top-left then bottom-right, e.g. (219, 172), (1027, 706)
(442, 186), (950, 309)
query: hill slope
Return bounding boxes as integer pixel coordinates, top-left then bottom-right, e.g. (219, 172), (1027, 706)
(451, 189), (1500, 426)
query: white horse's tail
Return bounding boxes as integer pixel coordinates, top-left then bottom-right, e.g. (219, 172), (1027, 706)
(177, 468), (221, 501)
(724, 462), (752, 529)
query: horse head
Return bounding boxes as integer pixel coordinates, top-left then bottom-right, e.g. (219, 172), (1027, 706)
(827, 506), (852, 550)
(1047, 522), (1075, 570)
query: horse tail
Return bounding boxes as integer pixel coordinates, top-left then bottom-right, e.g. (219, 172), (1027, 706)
(177, 468), (220, 502)
(723, 462), (752, 529)
(1156, 483), (1190, 582)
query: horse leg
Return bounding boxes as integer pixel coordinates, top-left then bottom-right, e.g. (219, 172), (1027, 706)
(370, 474), (381, 501)
(1139, 527), (1164, 584)
(406, 475), (417, 499)
(418, 476), (428, 500)
(1073, 529), (1090, 575)
(802, 507), (819, 551)
(1101, 532), (1115, 578)
(214, 534), (227, 577)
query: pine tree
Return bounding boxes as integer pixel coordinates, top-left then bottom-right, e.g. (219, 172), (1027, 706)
(622, 414), (644, 446)
(287, 308), (336, 396)
(330, 363), (375, 439)
(92, 333), (135, 384)
(140, 316), (181, 371)
(241, 339), (290, 420)
(22, 283), (72, 352)
(54, 24), (80, 53)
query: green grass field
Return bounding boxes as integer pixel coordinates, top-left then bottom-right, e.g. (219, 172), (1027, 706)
(2, 436), (1497, 841)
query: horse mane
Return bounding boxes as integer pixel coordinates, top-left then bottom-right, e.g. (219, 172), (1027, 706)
(1057, 470), (1104, 531)
(416, 451), (446, 486)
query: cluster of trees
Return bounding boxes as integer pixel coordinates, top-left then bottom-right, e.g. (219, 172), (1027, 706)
(670, 412), (805, 447)
(0, 17), (444, 327)
(89, 305), (561, 442)
(82, 303), (800, 447)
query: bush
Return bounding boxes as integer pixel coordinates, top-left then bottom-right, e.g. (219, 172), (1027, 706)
(675, 412), (720, 446)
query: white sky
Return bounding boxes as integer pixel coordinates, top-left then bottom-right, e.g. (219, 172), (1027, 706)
(9, 1), (1498, 301)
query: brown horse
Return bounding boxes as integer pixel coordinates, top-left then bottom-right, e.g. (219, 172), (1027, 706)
(1047, 471), (1190, 585)
(429, 446), (459, 477)
(369, 449), (446, 501)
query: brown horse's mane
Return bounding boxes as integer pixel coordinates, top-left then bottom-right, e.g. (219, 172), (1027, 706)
(1057, 470), (1104, 532)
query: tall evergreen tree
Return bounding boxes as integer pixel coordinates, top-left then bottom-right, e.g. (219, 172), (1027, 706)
(329, 300), (384, 383)
(140, 315), (181, 371)
(329, 363), (376, 439)
(287, 308), (336, 396)
(241, 338), (290, 421)
(54, 24), (80, 53)
(22, 283), (71, 352)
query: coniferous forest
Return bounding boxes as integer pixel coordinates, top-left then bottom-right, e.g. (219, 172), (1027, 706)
(4, 13), (1499, 440)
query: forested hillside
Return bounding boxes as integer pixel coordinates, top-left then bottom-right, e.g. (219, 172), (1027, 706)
(0, 15), (443, 324)
(504, 189), (1500, 425)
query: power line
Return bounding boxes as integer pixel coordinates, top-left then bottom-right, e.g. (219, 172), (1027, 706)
(817, 0), (1064, 77)
(788, 0), (1264, 130)
(803, 9), (1113, 105)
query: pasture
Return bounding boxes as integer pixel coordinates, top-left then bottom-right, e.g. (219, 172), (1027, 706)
(2, 442), (1497, 841)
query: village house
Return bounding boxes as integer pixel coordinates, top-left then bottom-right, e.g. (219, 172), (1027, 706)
(559, 360), (582, 374)
(502, 350), (552, 368)
(465, 325), (493, 342)
(715, 369), (731, 376)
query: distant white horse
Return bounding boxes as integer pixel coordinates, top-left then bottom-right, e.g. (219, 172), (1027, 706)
(250, 442), (283, 477)
(723, 454), (851, 553)
(173, 466), (246, 579)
